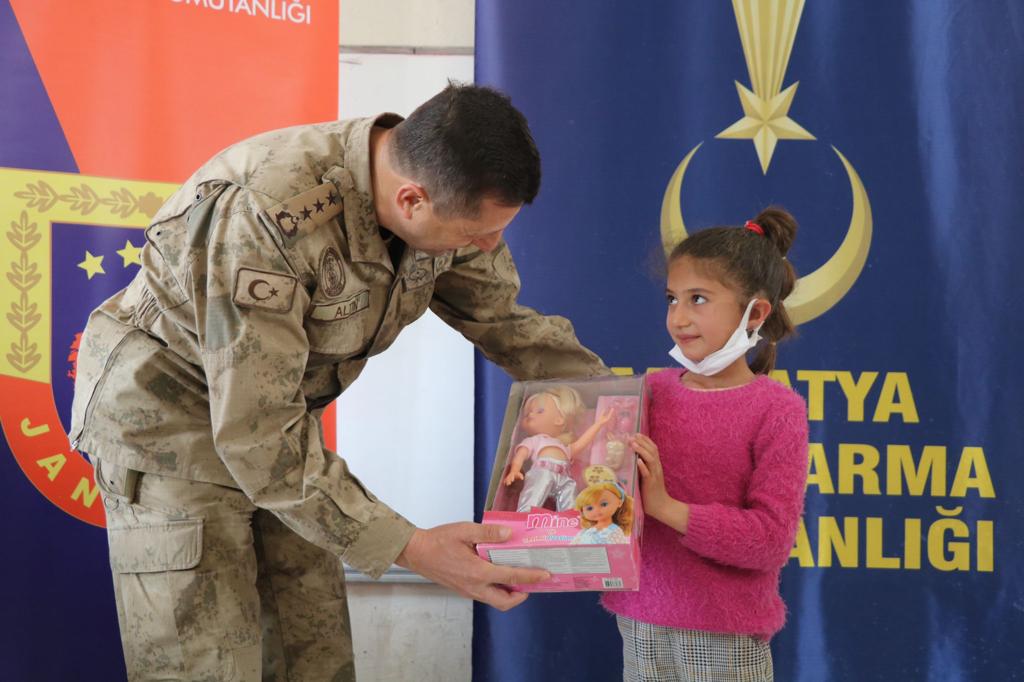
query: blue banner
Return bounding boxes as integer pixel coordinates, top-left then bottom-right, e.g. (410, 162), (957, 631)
(474, 1), (1024, 680)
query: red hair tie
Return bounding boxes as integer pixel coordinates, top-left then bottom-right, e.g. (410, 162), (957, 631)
(744, 220), (765, 236)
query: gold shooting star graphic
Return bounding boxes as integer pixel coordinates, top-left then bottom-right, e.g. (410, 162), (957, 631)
(716, 0), (815, 173)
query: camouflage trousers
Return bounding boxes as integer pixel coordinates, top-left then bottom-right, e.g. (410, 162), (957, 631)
(94, 459), (355, 681)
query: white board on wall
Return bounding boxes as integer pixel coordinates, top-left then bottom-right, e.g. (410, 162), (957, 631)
(336, 53), (476, 532)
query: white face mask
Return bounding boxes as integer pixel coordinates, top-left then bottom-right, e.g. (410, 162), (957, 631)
(668, 299), (763, 376)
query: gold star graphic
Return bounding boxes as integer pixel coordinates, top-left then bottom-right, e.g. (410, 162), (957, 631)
(717, 82), (814, 174)
(716, 0), (814, 174)
(77, 251), (106, 280)
(116, 240), (143, 267)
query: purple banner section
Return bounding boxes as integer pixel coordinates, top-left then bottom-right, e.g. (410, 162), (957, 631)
(50, 223), (142, 428)
(0, 0), (75, 172)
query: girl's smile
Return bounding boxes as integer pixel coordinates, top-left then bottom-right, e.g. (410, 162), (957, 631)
(674, 333), (701, 345)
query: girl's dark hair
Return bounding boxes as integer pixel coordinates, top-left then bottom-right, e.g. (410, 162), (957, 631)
(668, 206), (799, 374)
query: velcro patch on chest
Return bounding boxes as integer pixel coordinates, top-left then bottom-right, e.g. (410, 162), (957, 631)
(402, 266), (432, 291)
(319, 246), (346, 298)
(232, 268), (297, 313)
(433, 252), (453, 275)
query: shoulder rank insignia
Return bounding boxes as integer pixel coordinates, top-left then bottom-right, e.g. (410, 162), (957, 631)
(265, 182), (343, 239)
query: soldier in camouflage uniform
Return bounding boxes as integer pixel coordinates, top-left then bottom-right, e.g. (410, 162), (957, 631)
(70, 84), (607, 680)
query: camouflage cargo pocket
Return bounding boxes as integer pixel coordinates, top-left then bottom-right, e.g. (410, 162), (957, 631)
(107, 519), (203, 573)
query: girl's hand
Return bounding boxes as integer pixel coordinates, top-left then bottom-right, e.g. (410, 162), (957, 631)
(632, 434), (670, 517)
(503, 469), (523, 486)
(596, 408), (614, 427)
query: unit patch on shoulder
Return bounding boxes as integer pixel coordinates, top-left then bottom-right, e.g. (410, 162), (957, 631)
(233, 268), (297, 313)
(319, 247), (346, 298)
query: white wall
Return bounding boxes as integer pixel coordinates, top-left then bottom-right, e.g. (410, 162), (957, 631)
(336, 2), (477, 680)
(339, 0), (473, 49)
(336, 50), (475, 543)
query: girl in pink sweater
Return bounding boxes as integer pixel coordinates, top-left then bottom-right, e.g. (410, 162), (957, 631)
(602, 207), (809, 681)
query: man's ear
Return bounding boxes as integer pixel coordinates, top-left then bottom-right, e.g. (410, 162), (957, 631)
(395, 183), (428, 220)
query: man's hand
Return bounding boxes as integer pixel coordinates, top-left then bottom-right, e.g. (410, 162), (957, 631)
(395, 523), (550, 611)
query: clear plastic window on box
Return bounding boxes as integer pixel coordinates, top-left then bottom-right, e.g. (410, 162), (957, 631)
(478, 375), (648, 592)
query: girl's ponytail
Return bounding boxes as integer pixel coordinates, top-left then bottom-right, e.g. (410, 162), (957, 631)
(748, 207), (798, 374)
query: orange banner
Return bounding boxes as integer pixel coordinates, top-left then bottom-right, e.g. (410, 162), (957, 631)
(0, 2), (337, 676)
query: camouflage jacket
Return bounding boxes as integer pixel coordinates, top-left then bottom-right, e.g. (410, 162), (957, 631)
(69, 115), (607, 577)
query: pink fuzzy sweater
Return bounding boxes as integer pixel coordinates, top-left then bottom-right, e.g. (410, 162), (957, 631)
(602, 368), (808, 640)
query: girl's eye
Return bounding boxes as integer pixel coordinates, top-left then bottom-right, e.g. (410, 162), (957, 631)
(584, 505), (594, 512)
(666, 294), (678, 306)
(600, 501), (610, 508)
(691, 294), (707, 305)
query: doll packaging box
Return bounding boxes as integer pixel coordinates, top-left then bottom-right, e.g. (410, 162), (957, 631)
(477, 375), (648, 592)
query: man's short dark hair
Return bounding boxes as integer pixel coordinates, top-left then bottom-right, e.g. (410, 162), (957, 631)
(388, 82), (541, 218)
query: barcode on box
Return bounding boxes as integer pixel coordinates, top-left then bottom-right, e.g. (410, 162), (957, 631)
(602, 577), (624, 589)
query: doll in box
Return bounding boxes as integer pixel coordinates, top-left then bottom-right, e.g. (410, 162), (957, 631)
(503, 386), (613, 513)
(597, 396), (639, 470)
(571, 482), (634, 545)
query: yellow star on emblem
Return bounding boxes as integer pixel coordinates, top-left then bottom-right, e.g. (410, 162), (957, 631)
(77, 251), (106, 280)
(116, 240), (143, 267)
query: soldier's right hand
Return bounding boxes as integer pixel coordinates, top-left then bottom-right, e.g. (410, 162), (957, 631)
(394, 522), (549, 611)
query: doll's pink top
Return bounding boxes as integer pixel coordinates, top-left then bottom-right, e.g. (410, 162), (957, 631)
(602, 369), (808, 640)
(519, 433), (571, 462)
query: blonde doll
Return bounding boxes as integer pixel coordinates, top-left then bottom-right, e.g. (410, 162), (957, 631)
(503, 386), (612, 512)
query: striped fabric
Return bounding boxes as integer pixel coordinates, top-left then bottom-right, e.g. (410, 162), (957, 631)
(617, 616), (773, 682)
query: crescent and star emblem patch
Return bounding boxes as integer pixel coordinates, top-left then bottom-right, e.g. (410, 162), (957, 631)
(232, 267), (297, 313)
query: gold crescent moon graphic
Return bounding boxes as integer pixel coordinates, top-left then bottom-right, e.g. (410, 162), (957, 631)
(659, 144), (872, 325)
(248, 279), (273, 301)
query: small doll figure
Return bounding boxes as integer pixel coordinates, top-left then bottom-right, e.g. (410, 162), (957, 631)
(504, 386), (613, 513)
(571, 482), (634, 545)
(604, 439), (627, 470)
(583, 465), (618, 487)
(601, 397), (638, 470)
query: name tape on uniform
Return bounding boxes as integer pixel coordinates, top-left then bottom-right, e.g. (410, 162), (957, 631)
(310, 290), (370, 322)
